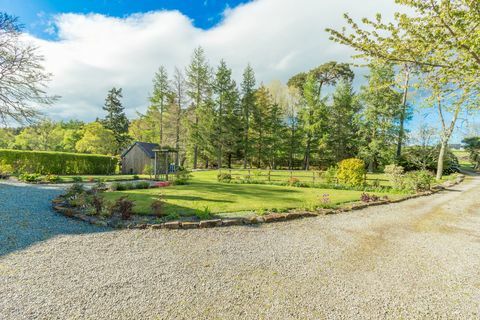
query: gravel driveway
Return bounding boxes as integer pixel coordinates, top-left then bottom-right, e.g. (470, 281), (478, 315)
(1, 176), (479, 319)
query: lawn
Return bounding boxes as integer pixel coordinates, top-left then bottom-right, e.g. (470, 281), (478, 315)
(103, 170), (404, 218)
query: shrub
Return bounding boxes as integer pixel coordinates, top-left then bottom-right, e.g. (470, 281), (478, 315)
(174, 168), (192, 185)
(384, 164), (405, 190)
(217, 173), (232, 183)
(360, 193), (380, 203)
(323, 166), (337, 184)
(66, 183), (85, 197)
(0, 162), (14, 178)
(0, 149), (117, 175)
(19, 173), (41, 182)
(337, 158), (366, 186)
(72, 176), (83, 182)
(404, 170), (434, 192)
(150, 196), (165, 217)
(196, 206), (213, 220)
(143, 164), (154, 178)
(109, 196), (134, 220)
(43, 174), (62, 183)
(288, 177), (300, 186)
(92, 181), (107, 193)
(90, 194), (104, 215)
(135, 181), (150, 189)
(133, 175), (140, 180)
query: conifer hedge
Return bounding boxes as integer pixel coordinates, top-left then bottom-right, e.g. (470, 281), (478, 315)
(0, 149), (117, 175)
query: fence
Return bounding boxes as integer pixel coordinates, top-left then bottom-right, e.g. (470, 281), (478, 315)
(219, 168), (326, 185)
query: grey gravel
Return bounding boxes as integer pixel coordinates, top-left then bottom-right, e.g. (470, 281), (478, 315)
(1, 176), (480, 319)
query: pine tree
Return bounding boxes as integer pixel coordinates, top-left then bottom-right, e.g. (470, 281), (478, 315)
(185, 47), (211, 169)
(241, 64), (256, 168)
(149, 66), (170, 145)
(213, 60), (240, 169)
(327, 79), (361, 163)
(170, 67), (187, 167)
(102, 87), (130, 153)
(358, 61), (402, 172)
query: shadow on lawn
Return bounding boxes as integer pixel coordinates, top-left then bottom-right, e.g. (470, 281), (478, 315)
(0, 183), (108, 257)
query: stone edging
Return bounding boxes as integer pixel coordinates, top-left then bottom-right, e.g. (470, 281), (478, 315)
(51, 174), (465, 230)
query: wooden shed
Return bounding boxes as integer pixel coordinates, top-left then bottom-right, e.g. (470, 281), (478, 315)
(120, 142), (159, 174)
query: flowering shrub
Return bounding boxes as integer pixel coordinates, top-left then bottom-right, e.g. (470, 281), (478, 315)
(384, 164), (405, 190)
(404, 170), (434, 192)
(360, 193), (380, 203)
(153, 181), (171, 188)
(337, 158), (366, 186)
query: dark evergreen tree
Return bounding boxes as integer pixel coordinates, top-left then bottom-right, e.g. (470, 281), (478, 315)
(102, 87), (130, 153)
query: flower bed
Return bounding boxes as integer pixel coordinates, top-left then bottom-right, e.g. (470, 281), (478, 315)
(51, 174), (465, 230)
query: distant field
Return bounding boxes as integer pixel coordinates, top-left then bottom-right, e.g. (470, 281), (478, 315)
(452, 150), (475, 170)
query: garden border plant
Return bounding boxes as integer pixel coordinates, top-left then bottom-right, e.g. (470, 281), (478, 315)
(51, 173), (465, 230)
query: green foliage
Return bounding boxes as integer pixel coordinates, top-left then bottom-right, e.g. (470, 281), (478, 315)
(323, 166), (337, 184)
(66, 183), (85, 197)
(403, 170), (434, 192)
(75, 122), (117, 155)
(18, 173), (41, 182)
(384, 164), (405, 190)
(0, 149), (117, 175)
(43, 174), (62, 183)
(102, 87), (131, 152)
(217, 173), (232, 182)
(337, 158), (366, 186)
(174, 168), (192, 185)
(72, 176), (83, 182)
(195, 206), (213, 220)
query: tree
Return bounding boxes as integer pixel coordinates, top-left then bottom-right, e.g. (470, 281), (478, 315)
(358, 61), (402, 172)
(75, 122), (117, 155)
(0, 13), (57, 124)
(288, 62), (354, 169)
(169, 67), (187, 167)
(212, 60), (240, 169)
(240, 64), (256, 168)
(149, 66), (170, 145)
(463, 137), (480, 170)
(102, 87), (130, 154)
(327, 79), (361, 163)
(185, 47), (211, 169)
(13, 119), (63, 151)
(327, 0), (480, 178)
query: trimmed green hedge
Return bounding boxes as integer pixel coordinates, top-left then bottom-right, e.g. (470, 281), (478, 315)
(0, 149), (117, 175)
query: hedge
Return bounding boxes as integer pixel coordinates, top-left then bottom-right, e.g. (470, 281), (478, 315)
(0, 149), (117, 175)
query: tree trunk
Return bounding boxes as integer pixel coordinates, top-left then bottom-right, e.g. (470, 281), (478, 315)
(304, 137), (311, 170)
(436, 139), (446, 180)
(396, 65), (410, 159)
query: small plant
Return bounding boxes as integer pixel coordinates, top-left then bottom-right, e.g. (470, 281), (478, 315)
(404, 170), (434, 192)
(196, 206), (213, 220)
(321, 193), (330, 205)
(150, 195), (166, 217)
(87, 177), (96, 183)
(66, 183), (85, 197)
(257, 208), (269, 216)
(109, 196), (134, 220)
(90, 194), (104, 215)
(0, 162), (14, 178)
(109, 182), (120, 191)
(135, 181), (150, 189)
(323, 166), (337, 184)
(72, 176), (83, 182)
(19, 173), (41, 182)
(360, 193), (380, 203)
(384, 164), (405, 190)
(133, 175), (140, 180)
(175, 168), (192, 185)
(43, 174), (62, 183)
(143, 164), (154, 179)
(165, 212), (180, 221)
(92, 181), (107, 192)
(337, 158), (366, 186)
(217, 173), (232, 183)
(288, 177), (300, 186)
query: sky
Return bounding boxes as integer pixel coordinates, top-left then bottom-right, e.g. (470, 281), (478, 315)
(1, 0), (477, 142)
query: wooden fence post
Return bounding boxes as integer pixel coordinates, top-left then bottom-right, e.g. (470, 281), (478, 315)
(268, 170), (271, 182)
(312, 171), (315, 185)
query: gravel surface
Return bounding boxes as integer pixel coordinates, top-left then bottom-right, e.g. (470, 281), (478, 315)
(1, 176), (479, 319)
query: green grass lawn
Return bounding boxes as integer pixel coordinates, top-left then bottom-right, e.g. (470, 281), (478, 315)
(103, 170), (403, 218)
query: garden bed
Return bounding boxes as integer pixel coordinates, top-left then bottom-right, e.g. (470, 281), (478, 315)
(51, 173), (465, 230)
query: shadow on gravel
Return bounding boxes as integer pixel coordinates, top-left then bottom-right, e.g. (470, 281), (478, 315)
(0, 183), (108, 257)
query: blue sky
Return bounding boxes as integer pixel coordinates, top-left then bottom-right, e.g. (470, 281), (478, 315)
(1, 0), (477, 142)
(0, 0), (250, 37)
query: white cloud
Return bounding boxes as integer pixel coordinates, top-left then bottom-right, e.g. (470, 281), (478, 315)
(27, 0), (401, 121)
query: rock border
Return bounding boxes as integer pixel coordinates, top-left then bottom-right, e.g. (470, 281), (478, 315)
(52, 174), (465, 230)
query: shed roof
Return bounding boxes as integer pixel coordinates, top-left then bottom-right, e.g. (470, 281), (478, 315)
(121, 142), (160, 159)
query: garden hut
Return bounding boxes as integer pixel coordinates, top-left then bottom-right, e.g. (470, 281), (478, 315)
(121, 142), (159, 175)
